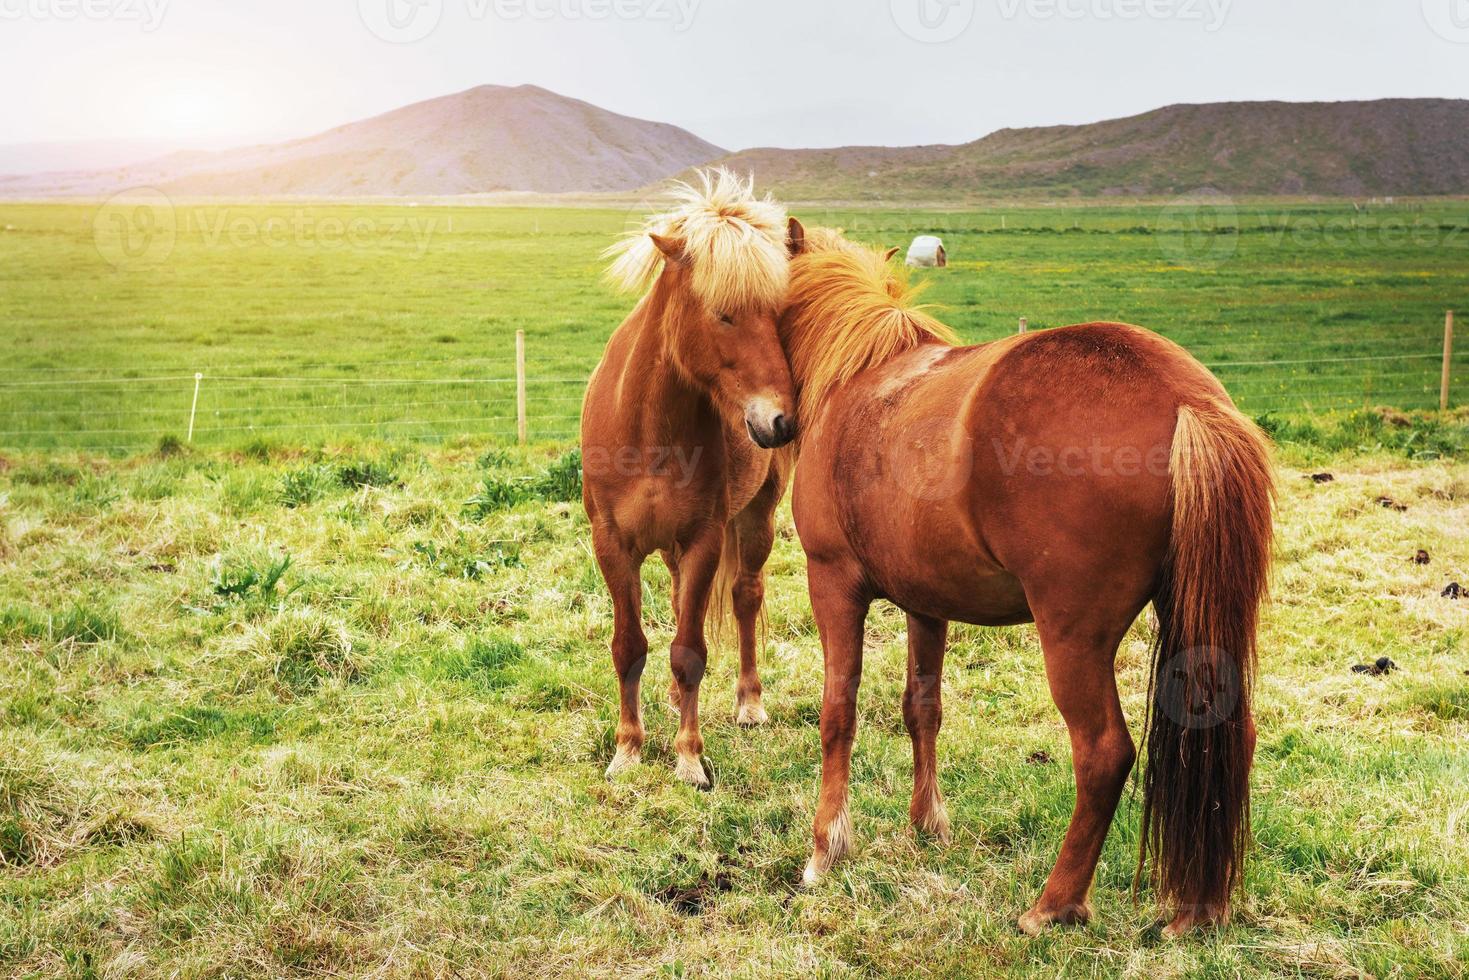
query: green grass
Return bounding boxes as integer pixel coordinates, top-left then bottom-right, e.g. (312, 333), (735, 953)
(0, 200), (1465, 453)
(1, 418), (1467, 976)
(1, 200), (1467, 975)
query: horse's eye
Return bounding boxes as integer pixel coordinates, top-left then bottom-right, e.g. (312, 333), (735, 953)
(717, 312), (734, 326)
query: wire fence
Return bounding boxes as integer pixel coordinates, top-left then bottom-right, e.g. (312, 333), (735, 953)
(0, 318), (1461, 455)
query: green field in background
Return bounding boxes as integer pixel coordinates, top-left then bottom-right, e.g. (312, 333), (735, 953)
(1, 200), (1466, 452)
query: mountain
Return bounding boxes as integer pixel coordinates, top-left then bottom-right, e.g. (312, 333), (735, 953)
(0, 85), (724, 198)
(0, 139), (226, 176)
(711, 99), (1469, 200)
(5, 93), (1466, 200)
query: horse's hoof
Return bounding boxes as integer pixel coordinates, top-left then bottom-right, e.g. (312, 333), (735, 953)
(913, 806), (951, 844)
(735, 702), (769, 727)
(803, 805), (851, 886)
(1017, 901), (1091, 936)
(1016, 909), (1047, 937)
(604, 747), (641, 780)
(1162, 906), (1228, 939)
(673, 753), (711, 790)
(911, 787), (950, 843)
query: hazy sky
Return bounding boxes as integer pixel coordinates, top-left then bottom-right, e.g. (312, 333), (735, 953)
(2, 0), (1467, 151)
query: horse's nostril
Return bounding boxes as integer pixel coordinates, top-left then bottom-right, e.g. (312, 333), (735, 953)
(772, 414), (794, 443)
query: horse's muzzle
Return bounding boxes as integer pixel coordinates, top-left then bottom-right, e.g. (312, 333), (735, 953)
(745, 406), (796, 449)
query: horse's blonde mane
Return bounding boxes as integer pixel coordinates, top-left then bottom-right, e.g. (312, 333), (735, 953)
(801, 225), (864, 254)
(604, 168), (790, 313)
(782, 228), (959, 419)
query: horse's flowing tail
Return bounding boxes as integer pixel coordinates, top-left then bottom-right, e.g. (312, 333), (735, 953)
(1138, 402), (1274, 922)
(706, 523), (740, 640)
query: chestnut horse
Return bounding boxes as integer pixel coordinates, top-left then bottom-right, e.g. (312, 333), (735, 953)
(583, 170), (804, 787)
(781, 236), (1273, 936)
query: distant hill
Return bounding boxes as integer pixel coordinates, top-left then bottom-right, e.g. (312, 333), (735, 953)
(0, 138), (225, 176)
(712, 99), (1469, 200)
(5, 93), (1466, 200)
(0, 85), (724, 198)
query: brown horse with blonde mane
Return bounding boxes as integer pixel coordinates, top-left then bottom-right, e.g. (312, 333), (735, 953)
(582, 170), (805, 787)
(781, 233), (1274, 937)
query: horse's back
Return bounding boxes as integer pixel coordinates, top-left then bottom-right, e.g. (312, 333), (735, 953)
(795, 322), (1229, 624)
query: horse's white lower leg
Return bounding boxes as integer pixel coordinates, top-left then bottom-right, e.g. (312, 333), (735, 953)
(605, 744), (641, 779)
(913, 781), (950, 842)
(802, 800), (852, 885)
(735, 698), (768, 727)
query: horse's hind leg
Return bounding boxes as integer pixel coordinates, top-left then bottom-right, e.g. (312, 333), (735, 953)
(1018, 604), (1138, 935)
(904, 612), (950, 842)
(730, 496), (781, 727)
(593, 526), (649, 779)
(668, 522), (724, 788)
(802, 559), (870, 884)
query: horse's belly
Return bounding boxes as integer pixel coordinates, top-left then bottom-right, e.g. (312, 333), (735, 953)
(842, 481), (1032, 625)
(830, 393), (1031, 626)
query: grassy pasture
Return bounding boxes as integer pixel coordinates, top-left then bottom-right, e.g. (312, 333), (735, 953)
(1, 199), (1468, 976)
(1, 200), (1466, 452)
(0, 427), (1466, 977)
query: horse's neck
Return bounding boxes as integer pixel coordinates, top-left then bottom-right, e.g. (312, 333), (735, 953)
(786, 313), (955, 426)
(620, 291), (711, 433)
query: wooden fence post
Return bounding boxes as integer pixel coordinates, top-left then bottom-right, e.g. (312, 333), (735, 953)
(187, 373), (202, 443)
(1442, 311), (1455, 412)
(1018, 317), (1028, 334)
(516, 330), (528, 445)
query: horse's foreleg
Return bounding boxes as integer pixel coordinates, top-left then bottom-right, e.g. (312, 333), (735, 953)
(1019, 612), (1135, 935)
(904, 612), (950, 842)
(730, 504), (779, 727)
(593, 526), (648, 779)
(668, 522), (723, 788)
(803, 560), (870, 885)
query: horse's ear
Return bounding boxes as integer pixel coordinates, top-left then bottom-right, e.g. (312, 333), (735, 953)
(787, 217), (807, 257)
(883, 246), (901, 262)
(649, 233), (687, 264)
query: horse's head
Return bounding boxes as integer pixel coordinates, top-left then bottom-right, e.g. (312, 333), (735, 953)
(607, 171), (803, 450)
(645, 219), (804, 448)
